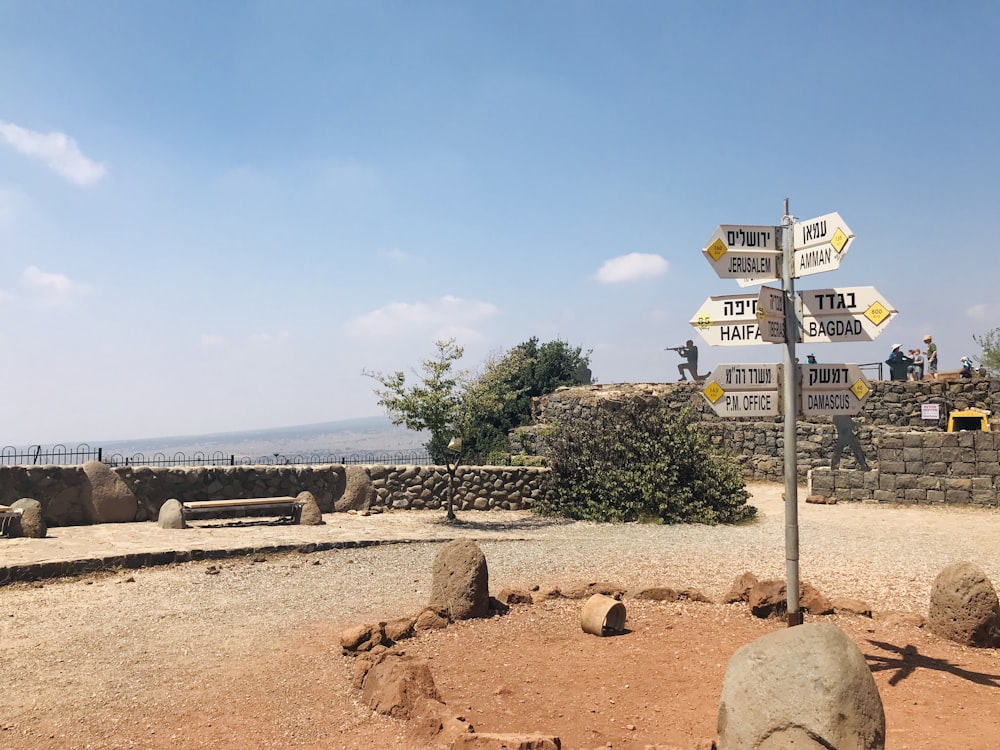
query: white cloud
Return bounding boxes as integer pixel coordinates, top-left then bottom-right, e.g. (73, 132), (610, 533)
(20, 266), (90, 306)
(378, 247), (419, 264)
(249, 330), (291, 346)
(347, 295), (499, 338)
(595, 253), (668, 283)
(0, 121), (108, 186)
(965, 303), (1000, 323)
(200, 333), (227, 348)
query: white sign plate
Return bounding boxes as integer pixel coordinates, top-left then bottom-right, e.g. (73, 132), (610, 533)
(706, 364), (781, 390)
(702, 387), (781, 418)
(757, 286), (785, 317)
(689, 295), (764, 346)
(800, 315), (893, 343)
(792, 211), (855, 278)
(798, 287), (897, 343)
(793, 212), (854, 250)
(758, 314), (786, 344)
(704, 225), (779, 252)
(689, 294), (760, 325)
(693, 322), (763, 347)
(798, 363), (872, 417)
(798, 287), (895, 317)
(703, 248), (782, 279)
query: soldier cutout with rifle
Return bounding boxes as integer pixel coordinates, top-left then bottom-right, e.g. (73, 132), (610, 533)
(667, 340), (705, 382)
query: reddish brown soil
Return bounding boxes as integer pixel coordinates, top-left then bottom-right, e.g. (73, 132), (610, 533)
(168, 601), (1000, 750)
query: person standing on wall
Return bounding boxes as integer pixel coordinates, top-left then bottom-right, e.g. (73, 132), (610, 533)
(676, 340), (703, 382)
(923, 335), (938, 378)
(886, 344), (913, 381)
(907, 348), (925, 380)
(960, 356), (974, 378)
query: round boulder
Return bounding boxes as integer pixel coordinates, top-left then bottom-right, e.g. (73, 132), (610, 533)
(11, 498), (46, 538)
(718, 622), (885, 750)
(157, 499), (186, 529)
(927, 561), (1000, 647)
(82, 460), (138, 523)
(297, 491), (323, 525)
(429, 539), (489, 620)
(337, 466), (375, 512)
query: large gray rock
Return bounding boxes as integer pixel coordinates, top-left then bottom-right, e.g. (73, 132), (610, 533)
(157, 499), (186, 529)
(927, 561), (1000, 647)
(82, 460), (138, 523)
(429, 539), (489, 620)
(337, 466), (374, 512)
(11, 498), (46, 538)
(297, 491), (323, 525)
(718, 622), (885, 750)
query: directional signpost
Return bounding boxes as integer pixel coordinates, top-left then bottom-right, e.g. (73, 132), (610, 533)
(690, 201), (895, 628)
(701, 364), (781, 418)
(702, 225), (781, 280)
(799, 363), (872, 417)
(792, 211), (855, 278)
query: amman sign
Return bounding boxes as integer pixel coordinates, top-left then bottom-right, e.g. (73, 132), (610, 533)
(702, 363), (782, 418)
(792, 211), (855, 278)
(798, 363), (872, 417)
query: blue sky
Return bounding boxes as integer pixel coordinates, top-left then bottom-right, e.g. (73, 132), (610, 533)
(2, 1), (999, 444)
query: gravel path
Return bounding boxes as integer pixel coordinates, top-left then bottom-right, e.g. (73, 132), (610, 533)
(3, 483), (1000, 749)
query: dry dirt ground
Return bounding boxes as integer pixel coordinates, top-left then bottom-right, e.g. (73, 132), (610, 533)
(4, 490), (1000, 749)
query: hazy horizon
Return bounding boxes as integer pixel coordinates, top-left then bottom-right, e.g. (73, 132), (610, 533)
(3, 415), (429, 458)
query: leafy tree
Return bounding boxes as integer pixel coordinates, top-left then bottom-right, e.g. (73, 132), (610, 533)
(536, 400), (755, 525)
(463, 337), (592, 457)
(364, 339), (516, 519)
(973, 328), (1000, 375)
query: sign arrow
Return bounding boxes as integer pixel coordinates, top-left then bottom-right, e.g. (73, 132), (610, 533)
(798, 363), (872, 416)
(702, 224), (781, 281)
(792, 211), (855, 278)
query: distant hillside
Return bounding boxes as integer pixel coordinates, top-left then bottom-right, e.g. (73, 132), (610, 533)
(90, 416), (429, 460)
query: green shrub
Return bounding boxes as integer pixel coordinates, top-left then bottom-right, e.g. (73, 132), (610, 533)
(536, 400), (755, 524)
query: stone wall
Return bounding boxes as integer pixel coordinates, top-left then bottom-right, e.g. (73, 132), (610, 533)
(0, 464), (552, 527)
(523, 379), (1000, 483)
(808, 430), (1000, 506)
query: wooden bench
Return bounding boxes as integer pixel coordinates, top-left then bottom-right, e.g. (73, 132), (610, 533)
(0, 505), (24, 537)
(181, 497), (304, 524)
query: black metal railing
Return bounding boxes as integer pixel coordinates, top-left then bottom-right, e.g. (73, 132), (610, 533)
(1, 444), (519, 468)
(101, 449), (436, 468)
(859, 361), (884, 380)
(0, 444), (102, 466)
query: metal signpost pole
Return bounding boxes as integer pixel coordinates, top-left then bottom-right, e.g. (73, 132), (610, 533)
(782, 199), (803, 627)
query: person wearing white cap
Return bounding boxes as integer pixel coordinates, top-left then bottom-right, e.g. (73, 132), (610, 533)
(923, 334), (938, 378)
(960, 356), (974, 379)
(885, 343), (913, 381)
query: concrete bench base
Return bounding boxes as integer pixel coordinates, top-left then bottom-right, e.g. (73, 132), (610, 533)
(0, 506), (24, 537)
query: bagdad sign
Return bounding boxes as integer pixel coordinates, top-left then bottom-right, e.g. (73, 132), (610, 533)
(798, 363), (872, 417)
(688, 293), (762, 346)
(799, 286), (897, 343)
(702, 225), (781, 280)
(792, 211), (855, 278)
(701, 364), (781, 418)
